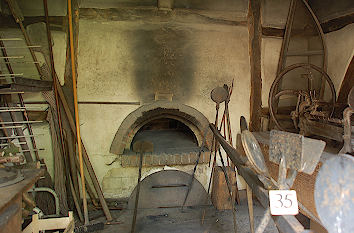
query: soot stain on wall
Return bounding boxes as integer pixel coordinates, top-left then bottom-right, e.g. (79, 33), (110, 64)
(132, 26), (195, 102)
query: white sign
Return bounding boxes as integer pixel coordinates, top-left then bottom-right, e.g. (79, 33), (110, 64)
(269, 190), (299, 215)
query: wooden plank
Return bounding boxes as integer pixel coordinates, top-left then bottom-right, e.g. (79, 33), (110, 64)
(0, 169), (43, 213)
(211, 166), (236, 210)
(0, 198), (21, 233)
(286, 50), (324, 56)
(246, 183), (255, 233)
(300, 118), (343, 142)
(248, 0), (262, 132)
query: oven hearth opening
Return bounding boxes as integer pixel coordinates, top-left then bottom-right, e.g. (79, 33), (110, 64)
(129, 118), (200, 154)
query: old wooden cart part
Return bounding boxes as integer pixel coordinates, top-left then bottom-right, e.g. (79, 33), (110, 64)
(210, 123), (319, 233)
(276, 0), (327, 98)
(269, 63), (336, 133)
(131, 141), (153, 233)
(315, 154), (354, 233)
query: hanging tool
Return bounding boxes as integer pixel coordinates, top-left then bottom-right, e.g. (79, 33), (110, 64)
(223, 82), (240, 204)
(208, 86), (229, 163)
(131, 141), (154, 233)
(207, 86), (228, 193)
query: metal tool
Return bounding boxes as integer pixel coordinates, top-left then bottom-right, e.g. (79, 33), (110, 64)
(315, 154), (354, 233)
(241, 122), (325, 232)
(207, 86), (229, 191)
(182, 128), (209, 209)
(131, 141), (153, 233)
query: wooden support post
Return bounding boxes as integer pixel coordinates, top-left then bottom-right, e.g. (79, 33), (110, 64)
(246, 183), (255, 233)
(248, 0), (262, 132)
(337, 57), (354, 104)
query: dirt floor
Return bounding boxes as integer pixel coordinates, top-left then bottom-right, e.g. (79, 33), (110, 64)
(91, 199), (278, 233)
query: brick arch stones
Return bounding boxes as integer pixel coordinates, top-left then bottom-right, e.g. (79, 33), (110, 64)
(110, 101), (213, 155)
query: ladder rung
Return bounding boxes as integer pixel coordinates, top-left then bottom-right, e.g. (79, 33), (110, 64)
(0, 120), (43, 124)
(0, 73), (23, 77)
(286, 50), (324, 56)
(0, 109), (26, 112)
(0, 125), (24, 129)
(0, 134), (42, 140)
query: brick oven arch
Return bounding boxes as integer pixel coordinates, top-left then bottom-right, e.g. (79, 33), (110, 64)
(110, 101), (213, 155)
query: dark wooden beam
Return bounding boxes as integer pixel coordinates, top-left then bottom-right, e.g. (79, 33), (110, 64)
(337, 56), (354, 104)
(262, 26), (284, 37)
(248, 0), (262, 132)
(262, 13), (354, 38)
(0, 14), (66, 31)
(321, 12), (354, 33)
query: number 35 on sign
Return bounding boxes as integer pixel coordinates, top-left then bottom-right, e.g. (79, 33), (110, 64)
(269, 190), (298, 215)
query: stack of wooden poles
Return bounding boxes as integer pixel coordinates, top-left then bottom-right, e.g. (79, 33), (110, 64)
(4, 0), (113, 225)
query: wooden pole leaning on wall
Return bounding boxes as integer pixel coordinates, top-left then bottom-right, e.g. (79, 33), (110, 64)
(67, 0), (89, 225)
(56, 0), (112, 222)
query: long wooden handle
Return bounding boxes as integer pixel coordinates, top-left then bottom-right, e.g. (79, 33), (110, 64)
(67, 0), (89, 225)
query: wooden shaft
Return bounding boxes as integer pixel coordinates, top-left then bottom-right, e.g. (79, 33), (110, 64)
(131, 151), (143, 233)
(207, 104), (221, 194)
(68, 165), (84, 222)
(225, 102), (240, 204)
(73, 153), (99, 207)
(246, 183), (255, 233)
(43, 0), (67, 164)
(68, 0), (88, 224)
(55, 73), (112, 220)
(218, 149), (237, 233)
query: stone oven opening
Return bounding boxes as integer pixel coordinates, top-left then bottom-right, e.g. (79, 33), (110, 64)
(110, 101), (213, 167)
(130, 118), (199, 154)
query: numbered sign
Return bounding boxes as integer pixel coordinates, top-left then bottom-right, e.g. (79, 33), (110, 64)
(269, 190), (298, 215)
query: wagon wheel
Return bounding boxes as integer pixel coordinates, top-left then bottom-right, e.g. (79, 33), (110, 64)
(269, 63), (336, 132)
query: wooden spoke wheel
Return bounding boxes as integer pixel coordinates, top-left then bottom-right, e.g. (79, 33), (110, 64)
(269, 63), (336, 132)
